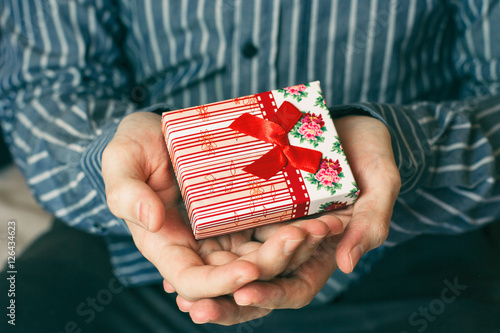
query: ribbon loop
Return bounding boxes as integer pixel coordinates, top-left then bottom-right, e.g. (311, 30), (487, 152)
(229, 101), (322, 180)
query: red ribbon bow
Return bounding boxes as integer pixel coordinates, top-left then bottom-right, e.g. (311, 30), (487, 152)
(229, 101), (322, 180)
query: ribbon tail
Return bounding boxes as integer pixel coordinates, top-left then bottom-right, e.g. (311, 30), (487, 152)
(243, 146), (287, 180)
(283, 145), (323, 174)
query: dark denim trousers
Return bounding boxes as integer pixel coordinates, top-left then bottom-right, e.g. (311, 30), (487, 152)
(1, 218), (500, 333)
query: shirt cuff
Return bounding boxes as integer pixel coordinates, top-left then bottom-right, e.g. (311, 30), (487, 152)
(330, 103), (429, 194)
(104, 235), (163, 286)
(81, 120), (130, 234)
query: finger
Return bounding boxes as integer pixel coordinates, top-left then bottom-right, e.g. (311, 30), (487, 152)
(166, 251), (261, 301)
(333, 154), (398, 274)
(234, 279), (310, 310)
(234, 237), (338, 309)
(106, 174), (167, 232)
(186, 297), (272, 326)
(316, 207), (354, 235)
(163, 280), (176, 293)
(103, 139), (168, 232)
(253, 211), (345, 242)
(128, 219), (261, 301)
(176, 295), (196, 313)
(334, 182), (397, 274)
(334, 205), (391, 274)
(240, 225), (308, 280)
(197, 232), (259, 260)
(333, 116), (400, 274)
(202, 250), (239, 266)
(281, 219), (329, 275)
(208, 230), (254, 251)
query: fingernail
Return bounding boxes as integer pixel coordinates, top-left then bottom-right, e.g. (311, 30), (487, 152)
(348, 244), (364, 273)
(137, 202), (150, 230)
(235, 295), (252, 306)
(163, 280), (175, 293)
(283, 239), (302, 255)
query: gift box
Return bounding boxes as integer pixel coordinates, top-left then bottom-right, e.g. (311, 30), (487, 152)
(162, 81), (358, 239)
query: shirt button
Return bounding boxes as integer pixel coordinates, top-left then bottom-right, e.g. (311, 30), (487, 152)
(241, 41), (258, 58)
(93, 223), (107, 233)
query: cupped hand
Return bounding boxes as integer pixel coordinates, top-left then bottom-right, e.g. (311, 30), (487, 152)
(176, 115), (401, 325)
(332, 115), (400, 273)
(176, 215), (341, 325)
(255, 115), (401, 274)
(102, 112), (342, 305)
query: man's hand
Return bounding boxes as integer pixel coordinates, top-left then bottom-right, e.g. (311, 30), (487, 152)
(332, 115), (400, 274)
(102, 112), (399, 326)
(175, 115), (400, 325)
(102, 112), (342, 306)
(175, 216), (341, 325)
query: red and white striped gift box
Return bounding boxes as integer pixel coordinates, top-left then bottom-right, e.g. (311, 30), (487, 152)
(162, 81), (358, 239)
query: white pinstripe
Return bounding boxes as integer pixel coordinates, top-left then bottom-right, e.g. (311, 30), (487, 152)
(428, 156), (494, 173)
(55, 190), (98, 219)
(231, 0), (242, 98)
(360, 0), (379, 102)
(214, 0), (225, 101)
(17, 113), (84, 153)
(378, 0), (397, 102)
(27, 151), (49, 165)
(162, 0), (177, 65)
(432, 137), (489, 152)
(343, 0), (358, 104)
(32, 100), (94, 140)
(268, 0), (280, 89)
(288, 0), (300, 85)
(28, 165), (70, 185)
(68, 1), (86, 69)
(325, 0), (339, 104)
(197, 0), (209, 103)
(145, 0), (164, 70)
(307, 0), (319, 83)
(251, 0), (262, 94)
(40, 172), (86, 202)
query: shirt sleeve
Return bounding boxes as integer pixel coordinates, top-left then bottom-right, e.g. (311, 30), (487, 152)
(0, 1), (137, 236)
(330, 0), (500, 246)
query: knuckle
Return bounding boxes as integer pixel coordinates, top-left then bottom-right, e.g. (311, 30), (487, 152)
(370, 220), (389, 249)
(289, 281), (314, 309)
(105, 186), (123, 217)
(285, 225), (307, 239)
(292, 294), (313, 309)
(275, 225), (305, 242)
(389, 173), (402, 195)
(102, 144), (112, 162)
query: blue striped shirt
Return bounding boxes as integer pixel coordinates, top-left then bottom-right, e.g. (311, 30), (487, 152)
(1, 0), (499, 303)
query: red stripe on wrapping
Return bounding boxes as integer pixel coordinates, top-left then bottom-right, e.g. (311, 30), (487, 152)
(282, 165), (309, 218)
(163, 90), (314, 238)
(256, 91), (310, 219)
(256, 91), (278, 120)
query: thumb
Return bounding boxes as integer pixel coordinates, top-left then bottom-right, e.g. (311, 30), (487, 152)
(105, 176), (166, 232)
(102, 140), (165, 233)
(335, 206), (391, 274)
(334, 173), (399, 273)
(333, 115), (400, 273)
